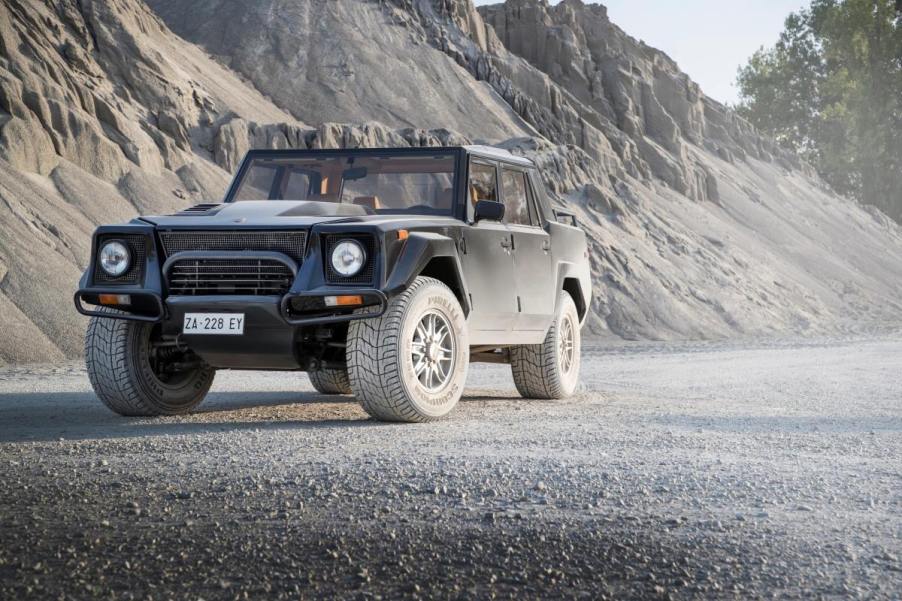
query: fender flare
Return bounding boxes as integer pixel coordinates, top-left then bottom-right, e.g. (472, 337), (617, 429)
(383, 232), (471, 315)
(554, 261), (590, 324)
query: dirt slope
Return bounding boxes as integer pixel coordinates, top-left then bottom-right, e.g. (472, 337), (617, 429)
(0, 0), (300, 362)
(1, 0), (901, 363)
(0, 0), (465, 363)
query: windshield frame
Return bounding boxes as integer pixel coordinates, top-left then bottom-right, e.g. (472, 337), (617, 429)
(223, 147), (467, 221)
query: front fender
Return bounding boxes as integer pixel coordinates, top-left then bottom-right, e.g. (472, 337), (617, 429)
(383, 232), (471, 314)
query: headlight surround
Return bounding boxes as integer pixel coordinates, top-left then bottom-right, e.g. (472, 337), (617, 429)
(330, 239), (366, 277)
(98, 240), (131, 277)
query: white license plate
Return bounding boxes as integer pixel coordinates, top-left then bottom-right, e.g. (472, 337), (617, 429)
(183, 313), (245, 335)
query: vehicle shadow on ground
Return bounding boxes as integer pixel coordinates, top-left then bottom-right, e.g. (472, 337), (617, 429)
(0, 391), (373, 443)
(0, 389), (528, 443)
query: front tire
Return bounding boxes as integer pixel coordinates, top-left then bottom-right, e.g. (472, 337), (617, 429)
(85, 310), (215, 416)
(511, 291), (581, 399)
(347, 276), (469, 422)
(308, 367), (352, 395)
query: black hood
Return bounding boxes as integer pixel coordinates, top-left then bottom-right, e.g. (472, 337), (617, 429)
(141, 200), (372, 228)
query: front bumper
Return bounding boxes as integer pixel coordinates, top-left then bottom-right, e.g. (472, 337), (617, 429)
(74, 287), (387, 325)
(74, 289), (166, 322)
(74, 287), (388, 369)
(281, 288), (387, 325)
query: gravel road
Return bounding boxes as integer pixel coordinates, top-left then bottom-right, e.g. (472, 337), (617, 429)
(1, 336), (900, 599)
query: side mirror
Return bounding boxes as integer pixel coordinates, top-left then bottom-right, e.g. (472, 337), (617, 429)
(474, 200), (505, 222)
(553, 209), (578, 227)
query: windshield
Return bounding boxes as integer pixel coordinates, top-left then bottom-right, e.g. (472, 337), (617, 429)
(229, 152), (458, 215)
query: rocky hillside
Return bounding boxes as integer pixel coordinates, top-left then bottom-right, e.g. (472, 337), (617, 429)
(0, 0), (470, 363)
(0, 0), (294, 362)
(1, 0), (901, 364)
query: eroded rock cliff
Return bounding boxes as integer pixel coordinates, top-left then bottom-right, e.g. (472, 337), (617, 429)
(123, 0), (902, 338)
(1, 0), (901, 363)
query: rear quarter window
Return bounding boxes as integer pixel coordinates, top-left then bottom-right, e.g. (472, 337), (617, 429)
(501, 168), (534, 226)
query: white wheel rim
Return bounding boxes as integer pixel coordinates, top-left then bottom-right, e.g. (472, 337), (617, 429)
(559, 313), (575, 374)
(410, 310), (456, 392)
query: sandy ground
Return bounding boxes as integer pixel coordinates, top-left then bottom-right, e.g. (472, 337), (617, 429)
(1, 336), (900, 599)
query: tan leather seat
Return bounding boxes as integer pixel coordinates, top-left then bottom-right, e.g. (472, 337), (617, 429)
(352, 196), (382, 211)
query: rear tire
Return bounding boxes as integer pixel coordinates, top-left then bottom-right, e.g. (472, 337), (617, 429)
(85, 309), (215, 416)
(347, 276), (469, 422)
(308, 367), (352, 395)
(511, 291), (581, 399)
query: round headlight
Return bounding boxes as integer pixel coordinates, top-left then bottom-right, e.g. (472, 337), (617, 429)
(331, 239), (366, 277)
(99, 241), (131, 277)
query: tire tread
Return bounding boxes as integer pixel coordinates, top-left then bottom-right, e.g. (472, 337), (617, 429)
(85, 308), (212, 416)
(308, 367), (352, 395)
(347, 277), (462, 422)
(510, 292), (579, 399)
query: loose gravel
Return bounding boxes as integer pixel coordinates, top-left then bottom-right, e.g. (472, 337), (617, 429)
(1, 336), (900, 599)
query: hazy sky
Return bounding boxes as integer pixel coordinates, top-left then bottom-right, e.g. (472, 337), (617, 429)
(473, 0), (806, 105)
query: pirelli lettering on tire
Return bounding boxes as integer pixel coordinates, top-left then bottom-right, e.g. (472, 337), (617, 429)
(348, 277), (469, 422)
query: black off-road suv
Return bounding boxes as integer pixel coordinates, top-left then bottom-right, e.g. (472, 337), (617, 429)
(75, 146), (591, 422)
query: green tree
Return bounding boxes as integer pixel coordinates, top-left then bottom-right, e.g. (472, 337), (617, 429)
(737, 0), (902, 221)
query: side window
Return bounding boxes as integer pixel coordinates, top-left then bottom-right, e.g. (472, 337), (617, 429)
(501, 168), (532, 226)
(469, 161), (498, 207)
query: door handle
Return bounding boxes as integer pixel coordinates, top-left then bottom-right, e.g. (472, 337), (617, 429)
(500, 237), (511, 250)
(542, 240), (551, 251)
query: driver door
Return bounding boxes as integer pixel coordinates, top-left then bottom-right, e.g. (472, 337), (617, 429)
(460, 159), (518, 343)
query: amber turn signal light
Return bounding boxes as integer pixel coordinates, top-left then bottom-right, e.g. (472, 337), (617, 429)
(98, 294), (131, 306)
(324, 295), (363, 307)
(397, 229), (409, 241)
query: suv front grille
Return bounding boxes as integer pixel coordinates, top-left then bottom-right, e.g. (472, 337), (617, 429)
(160, 231), (307, 263)
(167, 259), (294, 296)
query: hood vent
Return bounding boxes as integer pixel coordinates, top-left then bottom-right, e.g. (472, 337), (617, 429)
(171, 203), (222, 216)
